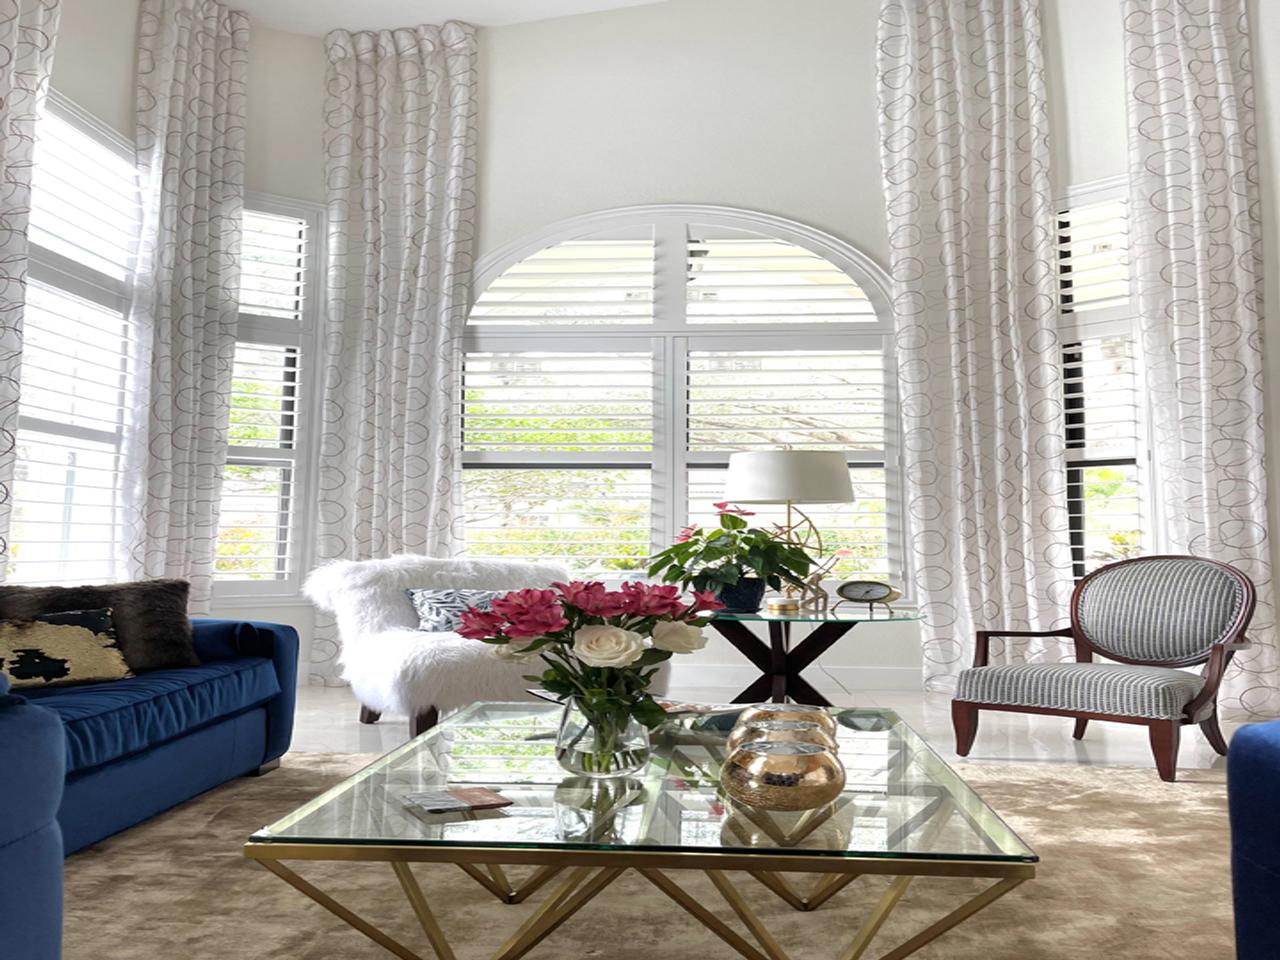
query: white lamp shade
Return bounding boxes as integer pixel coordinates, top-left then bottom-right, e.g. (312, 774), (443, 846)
(722, 450), (854, 504)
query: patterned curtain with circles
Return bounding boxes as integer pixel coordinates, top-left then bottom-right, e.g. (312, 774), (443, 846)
(126, 0), (248, 610)
(312, 23), (478, 683)
(877, 0), (1075, 690)
(1123, 0), (1277, 716)
(0, 0), (60, 575)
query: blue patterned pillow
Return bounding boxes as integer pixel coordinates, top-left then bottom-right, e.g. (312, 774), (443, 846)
(407, 589), (504, 633)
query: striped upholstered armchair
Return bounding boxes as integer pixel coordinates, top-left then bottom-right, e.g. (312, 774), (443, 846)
(952, 555), (1255, 781)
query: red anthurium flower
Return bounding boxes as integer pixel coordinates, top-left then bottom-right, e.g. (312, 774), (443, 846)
(621, 582), (685, 617)
(491, 588), (569, 638)
(455, 608), (507, 641)
(555, 580), (628, 617)
(674, 525), (698, 543)
(690, 589), (725, 612)
(713, 501), (755, 517)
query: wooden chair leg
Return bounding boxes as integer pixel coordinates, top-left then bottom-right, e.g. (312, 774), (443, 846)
(952, 701), (979, 756)
(1072, 718), (1088, 740)
(359, 706), (381, 725)
(410, 706), (439, 738)
(1200, 712), (1229, 756)
(1148, 721), (1181, 782)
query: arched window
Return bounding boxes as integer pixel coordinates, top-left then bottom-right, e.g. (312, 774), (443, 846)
(462, 205), (901, 583)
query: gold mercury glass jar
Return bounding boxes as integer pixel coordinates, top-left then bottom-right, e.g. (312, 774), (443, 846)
(736, 703), (839, 737)
(720, 741), (846, 811)
(726, 719), (839, 754)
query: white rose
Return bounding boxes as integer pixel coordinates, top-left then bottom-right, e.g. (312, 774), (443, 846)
(651, 621), (707, 654)
(572, 625), (645, 668)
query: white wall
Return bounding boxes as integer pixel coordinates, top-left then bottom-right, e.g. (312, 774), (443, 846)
(476, 0), (888, 261)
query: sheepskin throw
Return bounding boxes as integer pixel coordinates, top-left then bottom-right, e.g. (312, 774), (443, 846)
(303, 555), (569, 717)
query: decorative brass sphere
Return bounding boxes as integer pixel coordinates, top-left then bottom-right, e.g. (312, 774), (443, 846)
(720, 741), (846, 811)
(736, 704), (839, 737)
(726, 719), (839, 754)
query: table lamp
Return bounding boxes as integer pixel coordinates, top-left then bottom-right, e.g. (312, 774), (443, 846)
(721, 450), (854, 556)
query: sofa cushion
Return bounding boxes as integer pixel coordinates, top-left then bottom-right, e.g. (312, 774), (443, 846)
(20, 657), (280, 773)
(0, 579), (197, 672)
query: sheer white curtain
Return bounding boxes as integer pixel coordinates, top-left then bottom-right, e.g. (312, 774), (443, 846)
(1123, 0), (1276, 716)
(312, 22), (478, 682)
(125, 0), (248, 609)
(877, 0), (1074, 690)
(0, 0), (61, 571)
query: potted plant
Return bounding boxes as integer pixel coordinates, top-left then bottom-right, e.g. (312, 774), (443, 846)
(646, 503), (815, 613)
(458, 581), (724, 777)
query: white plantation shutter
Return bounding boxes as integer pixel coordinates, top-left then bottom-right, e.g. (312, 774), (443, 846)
(461, 348), (655, 575)
(469, 236), (654, 326)
(463, 351), (653, 452)
(1057, 184), (1145, 576)
(214, 341), (301, 581)
(463, 208), (901, 583)
(30, 110), (139, 281)
(685, 346), (893, 580)
(214, 202), (319, 590)
(9, 102), (140, 585)
(687, 236), (876, 325)
(240, 210), (308, 322)
(1056, 196), (1131, 330)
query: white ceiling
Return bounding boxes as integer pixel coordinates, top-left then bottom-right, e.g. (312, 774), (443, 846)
(234, 0), (669, 35)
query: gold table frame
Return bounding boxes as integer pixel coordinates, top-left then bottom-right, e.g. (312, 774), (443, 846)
(244, 838), (1033, 960)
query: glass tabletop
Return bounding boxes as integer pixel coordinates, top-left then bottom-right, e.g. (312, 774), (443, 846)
(251, 703), (1034, 864)
(712, 609), (922, 624)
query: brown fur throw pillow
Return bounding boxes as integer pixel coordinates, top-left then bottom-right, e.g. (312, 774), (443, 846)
(0, 579), (197, 672)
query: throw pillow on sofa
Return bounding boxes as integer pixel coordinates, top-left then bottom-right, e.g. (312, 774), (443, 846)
(0, 579), (197, 672)
(407, 588), (504, 632)
(0, 607), (132, 688)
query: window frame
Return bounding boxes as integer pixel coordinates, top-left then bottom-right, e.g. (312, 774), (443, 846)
(1055, 177), (1157, 577)
(464, 204), (907, 591)
(212, 192), (325, 599)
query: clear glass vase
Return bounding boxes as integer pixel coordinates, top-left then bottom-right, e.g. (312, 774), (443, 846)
(555, 698), (651, 778)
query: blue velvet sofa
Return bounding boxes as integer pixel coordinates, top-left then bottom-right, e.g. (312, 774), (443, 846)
(0, 673), (65, 960)
(1229, 718), (1280, 960)
(6, 617), (298, 856)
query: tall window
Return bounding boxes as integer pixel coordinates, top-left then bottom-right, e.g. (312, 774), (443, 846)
(8, 100), (140, 585)
(1056, 186), (1145, 577)
(462, 209), (900, 582)
(213, 205), (318, 592)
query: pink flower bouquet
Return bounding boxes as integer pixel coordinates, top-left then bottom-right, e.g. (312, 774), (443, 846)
(459, 581), (724, 734)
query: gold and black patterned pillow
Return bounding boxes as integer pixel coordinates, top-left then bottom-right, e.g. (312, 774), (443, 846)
(0, 608), (132, 689)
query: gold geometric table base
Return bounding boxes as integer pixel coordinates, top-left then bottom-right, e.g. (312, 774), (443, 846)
(250, 851), (1028, 960)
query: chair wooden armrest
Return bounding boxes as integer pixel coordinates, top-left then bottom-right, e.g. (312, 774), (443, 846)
(972, 628), (1073, 667)
(1184, 635), (1251, 718)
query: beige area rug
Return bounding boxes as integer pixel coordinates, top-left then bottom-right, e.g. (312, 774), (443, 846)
(62, 755), (1232, 959)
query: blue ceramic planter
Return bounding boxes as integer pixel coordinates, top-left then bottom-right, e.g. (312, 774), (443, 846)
(716, 577), (767, 614)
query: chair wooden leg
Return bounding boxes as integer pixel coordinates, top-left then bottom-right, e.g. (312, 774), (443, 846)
(1072, 718), (1088, 740)
(359, 706), (381, 725)
(1200, 712), (1229, 756)
(410, 707), (439, 738)
(1148, 721), (1181, 782)
(952, 701), (979, 756)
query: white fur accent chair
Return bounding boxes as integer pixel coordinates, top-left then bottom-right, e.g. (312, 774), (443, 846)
(304, 555), (570, 735)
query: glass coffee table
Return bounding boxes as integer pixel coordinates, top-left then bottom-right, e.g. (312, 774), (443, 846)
(246, 703), (1035, 960)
